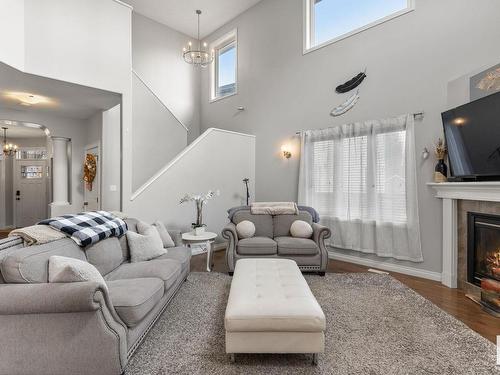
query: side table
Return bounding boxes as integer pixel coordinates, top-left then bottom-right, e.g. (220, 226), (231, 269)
(182, 231), (217, 272)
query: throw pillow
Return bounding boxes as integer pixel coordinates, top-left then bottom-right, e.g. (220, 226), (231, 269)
(236, 220), (256, 239)
(290, 220), (313, 238)
(48, 255), (107, 290)
(152, 221), (175, 248)
(127, 222), (166, 262)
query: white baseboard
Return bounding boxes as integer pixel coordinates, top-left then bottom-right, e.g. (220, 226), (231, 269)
(329, 251), (442, 282)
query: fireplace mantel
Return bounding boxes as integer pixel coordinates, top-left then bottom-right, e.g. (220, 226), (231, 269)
(428, 182), (500, 202)
(428, 181), (500, 288)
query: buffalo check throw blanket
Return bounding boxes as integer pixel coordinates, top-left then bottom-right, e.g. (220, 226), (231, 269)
(38, 211), (127, 247)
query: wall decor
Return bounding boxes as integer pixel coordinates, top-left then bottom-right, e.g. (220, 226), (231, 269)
(335, 71), (367, 93)
(83, 154), (97, 191)
(330, 90), (360, 117)
(470, 63), (500, 101)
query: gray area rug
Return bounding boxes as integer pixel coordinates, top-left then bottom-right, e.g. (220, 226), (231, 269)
(125, 273), (498, 375)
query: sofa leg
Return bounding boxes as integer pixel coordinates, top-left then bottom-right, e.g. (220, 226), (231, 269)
(229, 353), (236, 363)
(228, 272), (234, 276)
(312, 353), (319, 365)
(318, 272), (325, 276)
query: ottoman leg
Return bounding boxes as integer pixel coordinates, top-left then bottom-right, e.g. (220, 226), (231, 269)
(229, 354), (236, 363)
(312, 353), (319, 365)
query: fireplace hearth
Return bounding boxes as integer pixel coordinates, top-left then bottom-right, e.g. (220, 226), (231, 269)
(467, 212), (500, 286)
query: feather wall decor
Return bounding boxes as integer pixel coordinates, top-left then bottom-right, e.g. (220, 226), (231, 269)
(330, 90), (360, 117)
(335, 71), (367, 93)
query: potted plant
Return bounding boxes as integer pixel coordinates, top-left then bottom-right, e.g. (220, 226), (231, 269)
(180, 190), (219, 235)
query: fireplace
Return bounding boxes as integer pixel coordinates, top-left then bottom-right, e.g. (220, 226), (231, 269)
(467, 212), (500, 286)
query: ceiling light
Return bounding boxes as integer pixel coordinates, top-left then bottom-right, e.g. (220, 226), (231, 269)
(2, 127), (18, 157)
(4, 92), (53, 106)
(182, 10), (214, 68)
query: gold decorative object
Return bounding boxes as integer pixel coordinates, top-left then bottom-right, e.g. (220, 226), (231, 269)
(476, 67), (500, 92)
(434, 138), (448, 183)
(83, 154), (97, 191)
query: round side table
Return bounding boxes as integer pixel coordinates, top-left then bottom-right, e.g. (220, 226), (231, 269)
(182, 231), (217, 272)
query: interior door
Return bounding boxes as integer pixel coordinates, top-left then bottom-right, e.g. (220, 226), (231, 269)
(15, 160), (47, 228)
(83, 145), (100, 211)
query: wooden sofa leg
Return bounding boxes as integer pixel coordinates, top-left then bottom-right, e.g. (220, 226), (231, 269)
(312, 353), (319, 365)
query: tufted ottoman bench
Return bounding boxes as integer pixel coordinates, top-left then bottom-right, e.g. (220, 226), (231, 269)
(224, 258), (325, 364)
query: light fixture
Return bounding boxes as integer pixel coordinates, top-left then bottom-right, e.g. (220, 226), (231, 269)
(281, 144), (292, 159)
(4, 92), (53, 106)
(2, 127), (18, 157)
(182, 10), (214, 67)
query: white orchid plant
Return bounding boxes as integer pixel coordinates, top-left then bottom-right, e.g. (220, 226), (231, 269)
(180, 190), (219, 228)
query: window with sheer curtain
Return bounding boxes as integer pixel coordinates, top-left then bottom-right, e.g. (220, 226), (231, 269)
(298, 115), (423, 262)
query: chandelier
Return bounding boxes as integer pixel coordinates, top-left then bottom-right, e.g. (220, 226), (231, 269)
(2, 127), (18, 157)
(182, 10), (214, 67)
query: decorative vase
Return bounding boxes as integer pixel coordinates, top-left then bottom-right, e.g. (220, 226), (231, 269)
(194, 226), (205, 236)
(434, 159), (448, 183)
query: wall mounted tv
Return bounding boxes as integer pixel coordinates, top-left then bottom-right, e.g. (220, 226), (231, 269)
(441, 90), (500, 181)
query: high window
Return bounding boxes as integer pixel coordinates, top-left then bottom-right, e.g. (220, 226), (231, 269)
(210, 30), (237, 101)
(304, 0), (414, 52)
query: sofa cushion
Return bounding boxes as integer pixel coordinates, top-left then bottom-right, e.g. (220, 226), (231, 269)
(107, 278), (164, 327)
(232, 210), (273, 238)
(155, 246), (191, 270)
(1, 238), (86, 283)
(105, 259), (181, 291)
(237, 237), (277, 255)
(272, 211), (313, 238)
(85, 237), (124, 276)
(275, 237), (319, 256)
(48, 256), (107, 290)
(151, 221), (175, 248)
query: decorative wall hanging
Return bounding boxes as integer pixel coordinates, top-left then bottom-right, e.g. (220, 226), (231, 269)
(84, 154), (97, 191)
(330, 69), (367, 117)
(470, 63), (500, 101)
(335, 71), (367, 94)
(330, 90), (360, 117)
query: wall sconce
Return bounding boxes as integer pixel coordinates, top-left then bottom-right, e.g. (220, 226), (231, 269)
(281, 144), (292, 159)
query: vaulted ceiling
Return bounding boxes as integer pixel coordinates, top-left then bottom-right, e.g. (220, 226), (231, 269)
(122, 0), (264, 38)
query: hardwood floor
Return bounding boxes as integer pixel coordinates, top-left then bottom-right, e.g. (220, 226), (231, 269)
(191, 250), (500, 344)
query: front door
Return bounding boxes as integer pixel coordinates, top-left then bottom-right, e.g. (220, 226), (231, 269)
(14, 160), (47, 228)
(83, 145), (100, 211)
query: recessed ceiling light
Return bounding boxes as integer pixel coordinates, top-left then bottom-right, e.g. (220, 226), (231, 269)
(3, 91), (54, 106)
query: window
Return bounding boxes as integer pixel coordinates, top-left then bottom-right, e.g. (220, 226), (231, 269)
(309, 128), (407, 224)
(210, 30), (237, 101)
(304, 0), (414, 52)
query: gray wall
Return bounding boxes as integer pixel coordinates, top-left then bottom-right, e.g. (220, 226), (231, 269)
(101, 105), (121, 211)
(200, 0), (500, 273)
(131, 13), (201, 191)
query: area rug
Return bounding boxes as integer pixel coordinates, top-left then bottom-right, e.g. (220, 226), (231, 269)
(125, 273), (498, 375)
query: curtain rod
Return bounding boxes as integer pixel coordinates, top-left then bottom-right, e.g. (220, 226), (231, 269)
(295, 112), (424, 135)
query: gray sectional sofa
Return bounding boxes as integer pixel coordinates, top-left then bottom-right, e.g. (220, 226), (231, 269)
(222, 207), (331, 274)
(0, 218), (191, 375)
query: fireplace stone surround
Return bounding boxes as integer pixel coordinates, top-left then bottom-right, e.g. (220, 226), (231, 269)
(429, 182), (500, 290)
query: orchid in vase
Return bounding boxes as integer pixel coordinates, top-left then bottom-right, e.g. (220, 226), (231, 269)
(180, 190), (219, 234)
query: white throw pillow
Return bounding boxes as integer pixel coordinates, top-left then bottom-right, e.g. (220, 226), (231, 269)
(290, 220), (313, 238)
(127, 222), (167, 262)
(152, 221), (175, 248)
(236, 220), (256, 239)
(48, 255), (107, 290)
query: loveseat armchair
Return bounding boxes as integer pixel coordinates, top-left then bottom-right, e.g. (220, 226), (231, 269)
(222, 206), (331, 275)
(0, 218), (190, 375)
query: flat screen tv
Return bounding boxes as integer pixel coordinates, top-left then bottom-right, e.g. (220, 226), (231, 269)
(441, 90), (500, 181)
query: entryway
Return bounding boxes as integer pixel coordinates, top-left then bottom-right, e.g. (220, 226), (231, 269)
(14, 159), (48, 228)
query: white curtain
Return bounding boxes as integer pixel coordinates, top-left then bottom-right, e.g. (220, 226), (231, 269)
(298, 114), (423, 262)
